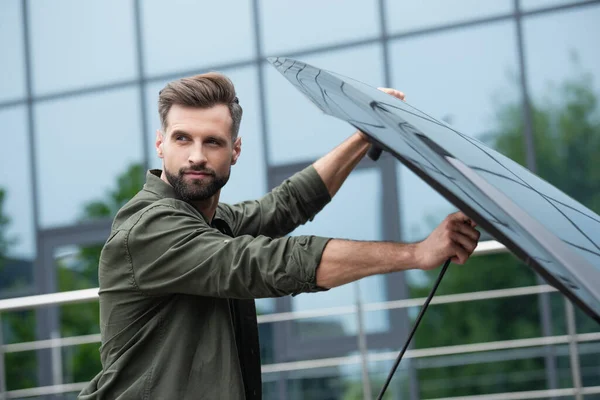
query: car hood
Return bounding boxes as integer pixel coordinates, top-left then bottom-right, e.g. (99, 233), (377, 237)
(268, 56), (600, 324)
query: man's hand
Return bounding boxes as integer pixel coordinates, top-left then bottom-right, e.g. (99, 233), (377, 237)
(357, 87), (405, 142)
(378, 87), (406, 101)
(415, 211), (481, 270)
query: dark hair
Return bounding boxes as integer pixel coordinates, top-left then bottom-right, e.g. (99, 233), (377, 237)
(158, 72), (242, 139)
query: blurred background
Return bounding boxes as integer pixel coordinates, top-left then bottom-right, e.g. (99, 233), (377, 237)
(1, 0), (599, 399)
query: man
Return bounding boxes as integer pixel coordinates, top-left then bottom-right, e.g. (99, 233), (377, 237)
(79, 73), (480, 399)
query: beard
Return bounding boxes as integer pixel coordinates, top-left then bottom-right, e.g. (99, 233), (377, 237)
(164, 165), (230, 202)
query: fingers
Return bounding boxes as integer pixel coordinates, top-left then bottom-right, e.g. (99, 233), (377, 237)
(450, 242), (469, 265)
(450, 231), (478, 254)
(451, 220), (481, 242)
(377, 87), (405, 101)
(443, 212), (480, 264)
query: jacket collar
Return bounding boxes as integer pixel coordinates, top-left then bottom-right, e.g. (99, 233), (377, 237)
(143, 169), (177, 200)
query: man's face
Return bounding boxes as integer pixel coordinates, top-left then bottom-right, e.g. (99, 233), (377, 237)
(156, 104), (241, 202)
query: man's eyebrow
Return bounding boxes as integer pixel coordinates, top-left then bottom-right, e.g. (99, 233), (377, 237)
(169, 129), (190, 137)
(206, 135), (227, 143)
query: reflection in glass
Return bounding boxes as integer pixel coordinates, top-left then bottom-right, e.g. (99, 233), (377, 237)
(523, 5), (600, 103)
(265, 45), (384, 165)
(0, 0), (26, 102)
(0, 106), (35, 300)
(385, 0), (512, 33)
(389, 21), (519, 140)
(34, 87), (143, 228)
(141, 0), (255, 77)
(29, 0), (137, 95)
(260, 0), (379, 55)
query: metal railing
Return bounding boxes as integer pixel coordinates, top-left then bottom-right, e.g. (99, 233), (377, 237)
(0, 240), (597, 399)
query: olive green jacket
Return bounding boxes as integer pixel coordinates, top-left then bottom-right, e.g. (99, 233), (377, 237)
(78, 166), (331, 399)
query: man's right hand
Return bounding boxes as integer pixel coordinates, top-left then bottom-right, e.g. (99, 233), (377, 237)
(414, 211), (481, 270)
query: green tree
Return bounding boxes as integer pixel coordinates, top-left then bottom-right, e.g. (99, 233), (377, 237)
(410, 71), (600, 397)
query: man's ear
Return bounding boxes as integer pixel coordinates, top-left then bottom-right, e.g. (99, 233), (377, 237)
(231, 137), (241, 165)
(156, 129), (164, 159)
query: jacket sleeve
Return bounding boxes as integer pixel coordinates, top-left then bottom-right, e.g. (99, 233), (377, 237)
(125, 201), (330, 298)
(219, 165), (331, 238)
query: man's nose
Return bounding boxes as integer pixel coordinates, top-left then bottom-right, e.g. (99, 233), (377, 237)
(188, 144), (208, 165)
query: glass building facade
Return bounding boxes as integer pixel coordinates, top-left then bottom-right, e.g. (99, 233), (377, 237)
(0, 0), (599, 398)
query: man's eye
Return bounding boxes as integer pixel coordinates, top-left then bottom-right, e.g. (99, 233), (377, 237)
(176, 135), (188, 141)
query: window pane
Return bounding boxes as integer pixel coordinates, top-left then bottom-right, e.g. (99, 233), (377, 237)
(0, 106), (35, 299)
(0, 0), (26, 102)
(524, 6), (600, 100)
(520, 0), (587, 11)
(145, 66), (267, 203)
(141, 0), (255, 77)
(291, 169), (387, 336)
(385, 0), (512, 33)
(35, 87), (143, 228)
(265, 44), (384, 165)
(389, 21), (519, 140)
(29, 0), (137, 95)
(521, 6), (600, 254)
(389, 21), (521, 242)
(260, 0), (379, 55)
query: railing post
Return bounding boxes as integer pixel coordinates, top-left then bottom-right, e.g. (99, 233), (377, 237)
(565, 300), (583, 400)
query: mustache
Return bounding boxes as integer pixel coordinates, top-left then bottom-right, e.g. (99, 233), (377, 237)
(180, 165), (215, 176)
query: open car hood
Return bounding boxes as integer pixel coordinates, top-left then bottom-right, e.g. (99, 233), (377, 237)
(268, 57), (600, 324)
